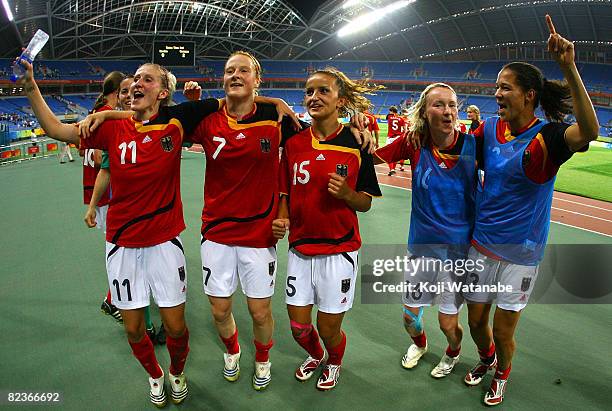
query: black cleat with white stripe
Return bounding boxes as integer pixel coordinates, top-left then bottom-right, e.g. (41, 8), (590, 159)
(100, 300), (123, 323)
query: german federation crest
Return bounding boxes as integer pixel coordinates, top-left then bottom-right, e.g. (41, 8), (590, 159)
(521, 277), (531, 292)
(341, 278), (351, 293)
(336, 164), (348, 177)
(161, 136), (174, 152)
(268, 261), (275, 276)
(260, 139), (271, 153)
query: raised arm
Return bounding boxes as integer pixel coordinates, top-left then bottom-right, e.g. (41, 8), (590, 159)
(16, 60), (79, 144)
(545, 14), (599, 150)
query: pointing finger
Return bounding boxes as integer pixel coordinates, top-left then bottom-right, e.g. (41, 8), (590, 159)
(545, 14), (556, 35)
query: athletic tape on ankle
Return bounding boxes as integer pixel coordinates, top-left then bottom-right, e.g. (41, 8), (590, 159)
(403, 306), (424, 333)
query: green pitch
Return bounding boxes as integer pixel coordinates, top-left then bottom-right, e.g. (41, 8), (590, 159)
(0, 155), (610, 410)
(554, 146), (612, 202)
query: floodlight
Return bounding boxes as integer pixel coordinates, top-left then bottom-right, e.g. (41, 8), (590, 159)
(338, 0), (414, 37)
(2, 0), (14, 21)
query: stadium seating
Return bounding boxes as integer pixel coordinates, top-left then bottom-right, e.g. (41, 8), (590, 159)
(1, 58), (610, 90)
(2, 89), (610, 136)
(1, 57), (610, 136)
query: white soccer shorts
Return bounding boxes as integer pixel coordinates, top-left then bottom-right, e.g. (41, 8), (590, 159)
(105, 237), (187, 310)
(402, 255), (464, 315)
(461, 247), (539, 312)
(200, 238), (277, 298)
(285, 248), (358, 314)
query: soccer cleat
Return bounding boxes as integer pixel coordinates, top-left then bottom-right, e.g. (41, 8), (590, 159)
(295, 352), (328, 382)
(148, 371), (167, 408)
(100, 300), (122, 323)
(464, 355), (497, 386)
(401, 343), (428, 369)
(399, 166), (405, 171)
(430, 353), (460, 378)
(316, 364), (341, 391)
(156, 323), (166, 345)
(484, 376), (508, 406)
(146, 325), (156, 344)
(252, 361), (272, 391)
(223, 349), (241, 382)
(387, 170), (396, 176)
(168, 371), (188, 404)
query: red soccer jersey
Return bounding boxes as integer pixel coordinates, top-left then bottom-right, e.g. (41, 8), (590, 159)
(364, 112), (380, 133)
(189, 103), (294, 248)
(387, 114), (406, 137)
(279, 125), (381, 256)
(82, 105), (111, 206)
(80, 99), (220, 247)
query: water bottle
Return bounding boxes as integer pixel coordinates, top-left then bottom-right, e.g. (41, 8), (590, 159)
(11, 29), (50, 82)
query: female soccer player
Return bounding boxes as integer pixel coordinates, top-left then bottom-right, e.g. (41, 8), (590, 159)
(17, 60), (222, 407)
(84, 70), (125, 323)
(272, 68), (382, 391)
(375, 83), (476, 379)
(84, 72), (165, 345)
(83, 74), (134, 233)
(183, 51), (303, 391)
(363, 109), (380, 147)
(385, 106), (406, 175)
(466, 105), (481, 133)
(462, 15), (599, 406)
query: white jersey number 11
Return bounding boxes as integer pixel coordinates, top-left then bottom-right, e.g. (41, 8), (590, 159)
(119, 141), (137, 164)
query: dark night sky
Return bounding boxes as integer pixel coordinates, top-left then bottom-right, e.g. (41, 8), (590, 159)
(285, 0), (329, 21)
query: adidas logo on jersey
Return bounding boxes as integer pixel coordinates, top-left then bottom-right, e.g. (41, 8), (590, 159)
(236, 132), (246, 140)
(439, 162), (447, 169)
(142, 135), (152, 143)
(316, 153), (326, 161)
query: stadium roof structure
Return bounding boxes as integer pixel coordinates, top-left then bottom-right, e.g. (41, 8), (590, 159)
(0, 0), (610, 62)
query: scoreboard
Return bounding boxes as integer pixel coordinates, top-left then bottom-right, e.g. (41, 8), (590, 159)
(152, 41), (196, 66)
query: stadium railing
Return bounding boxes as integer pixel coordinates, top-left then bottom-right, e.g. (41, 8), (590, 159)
(0, 137), (66, 165)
